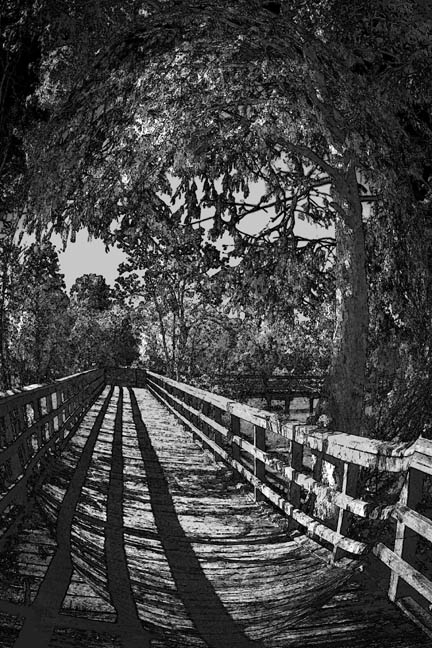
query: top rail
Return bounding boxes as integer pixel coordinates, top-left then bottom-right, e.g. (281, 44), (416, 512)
(0, 368), (105, 548)
(142, 369), (432, 636)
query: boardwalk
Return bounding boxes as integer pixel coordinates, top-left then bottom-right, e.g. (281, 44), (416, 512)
(0, 386), (427, 647)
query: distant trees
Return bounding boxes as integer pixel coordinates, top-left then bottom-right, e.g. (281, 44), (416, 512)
(0, 240), (70, 388)
(68, 273), (140, 372)
(0, 249), (141, 389)
(114, 204), (222, 379)
(2, 0), (432, 438)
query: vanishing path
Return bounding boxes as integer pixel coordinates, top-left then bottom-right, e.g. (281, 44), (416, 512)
(0, 387), (426, 647)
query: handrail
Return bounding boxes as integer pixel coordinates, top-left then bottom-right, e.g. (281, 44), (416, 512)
(142, 369), (432, 635)
(0, 368), (105, 549)
(7, 366), (428, 636)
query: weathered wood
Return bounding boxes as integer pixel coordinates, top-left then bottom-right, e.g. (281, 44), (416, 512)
(254, 425), (266, 502)
(276, 424), (414, 472)
(279, 464), (369, 517)
(231, 415), (241, 464)
(0, 370), (104, 417)
(149, 382), (367, 556)
(1, 378), (427, 647)
(288, 429), (303, 514)
(392, 505), (432, 544)
(396, 596), (432, 640)
(3, 412), (22, 486)
(333, 461), (359, 561)
(146, 370), (278, 429)
(388, 468), (424, 602)
(411, 438), (432, 476)
(0, 371), (105, 542)
(374, 542), (432, 605)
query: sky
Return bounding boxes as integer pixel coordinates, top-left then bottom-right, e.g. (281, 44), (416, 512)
(53, 177), (334, 292)
(52, 231), (126, 292)
(55, 215), (331, 293)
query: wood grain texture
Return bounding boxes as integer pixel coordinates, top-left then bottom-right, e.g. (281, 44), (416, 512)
(0, 385), (428, 647)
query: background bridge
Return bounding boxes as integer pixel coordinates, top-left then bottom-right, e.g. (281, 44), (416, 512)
(0, 368), (431, 647)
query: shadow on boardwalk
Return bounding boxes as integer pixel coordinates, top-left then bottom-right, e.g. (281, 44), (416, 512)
(129, 388), (261, 648)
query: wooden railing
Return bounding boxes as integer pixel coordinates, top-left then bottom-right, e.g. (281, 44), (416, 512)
(208, 373), (324, 411)
(2, 366), (430, 637)
(0, 368), (105, 550)
(144, 369), (432, 636)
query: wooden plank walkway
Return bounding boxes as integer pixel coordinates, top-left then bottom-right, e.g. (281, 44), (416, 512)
(0, 386), (427, 647)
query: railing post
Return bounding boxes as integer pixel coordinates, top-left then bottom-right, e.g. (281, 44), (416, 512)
(388, 466), (424, 601)
(309, 397), (315, 415)
(16, 406), (30, 466)
(254, 424), (266, 502)
(3, 412), (23, 503)
(213, 407), (224, 448)
(288, 426), (303, 529)
(201, 401), (212, 453)
(56, 389), (65, 440)
(333, 461), (359, 561)
(231, 415), (241, 464)
(46, 392), (55, 439)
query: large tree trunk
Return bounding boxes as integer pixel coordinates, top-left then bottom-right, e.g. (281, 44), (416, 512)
(322, 168), (368, 434)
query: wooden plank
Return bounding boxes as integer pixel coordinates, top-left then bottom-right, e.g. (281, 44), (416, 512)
(411, 438), (432, 476)
(146, 371), (277, 429)
(0, 380), (105, 515)
(148, 383), (367, 556)
(0, 370), (104, 417)
(278, 464), (369, 517)
(289, 431), (303, 512)
(396, 596), (432, 640)
(374, 542), (432, 605)
(139, 381), (366, 520)
(254, 425), (266, 503)
(0, 378), (104, 467)
(389, 468), (425, 601)
(392, 505), (432, 544)
(333, 461), (359, 562)
(231, 415), (241, 464)
(278, 425), (413, 472)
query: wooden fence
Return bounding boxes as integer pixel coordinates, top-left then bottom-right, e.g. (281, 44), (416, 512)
(208, 373), (323, 412)
(0, 368), (105, 550)
(144, 369), (432, 638)
(1, 366), (431, 638)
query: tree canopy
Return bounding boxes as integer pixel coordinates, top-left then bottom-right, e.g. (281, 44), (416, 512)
(2, 0), (432, 438)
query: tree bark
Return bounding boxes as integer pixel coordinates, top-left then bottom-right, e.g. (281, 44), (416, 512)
(321, 166), (368, 434)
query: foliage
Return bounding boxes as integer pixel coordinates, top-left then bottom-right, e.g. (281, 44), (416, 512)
(70, 272), (112, 310)
(113, 203), (223, 378)
(5, 241), (71, 386)
(68, 273), (140, 371)
(2, 1), (432, 436)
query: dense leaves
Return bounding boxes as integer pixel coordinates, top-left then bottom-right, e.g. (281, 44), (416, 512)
(2, 1), (432, 438)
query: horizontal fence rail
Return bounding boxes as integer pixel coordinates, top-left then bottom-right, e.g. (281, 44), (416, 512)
(2, 366), (431, 638)
(210, 373), (324, 412)
(141, 369), (432, 637)
(0, 369), (105, 549)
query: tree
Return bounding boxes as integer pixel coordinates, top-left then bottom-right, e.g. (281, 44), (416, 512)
(16, 0), (432, 435)
(114, 206), (223, 379)
(68, 273), (140, 370)
(70, 273), (112, 310)
(8, 241), (71, 385)
(0, 225), (25, 389)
